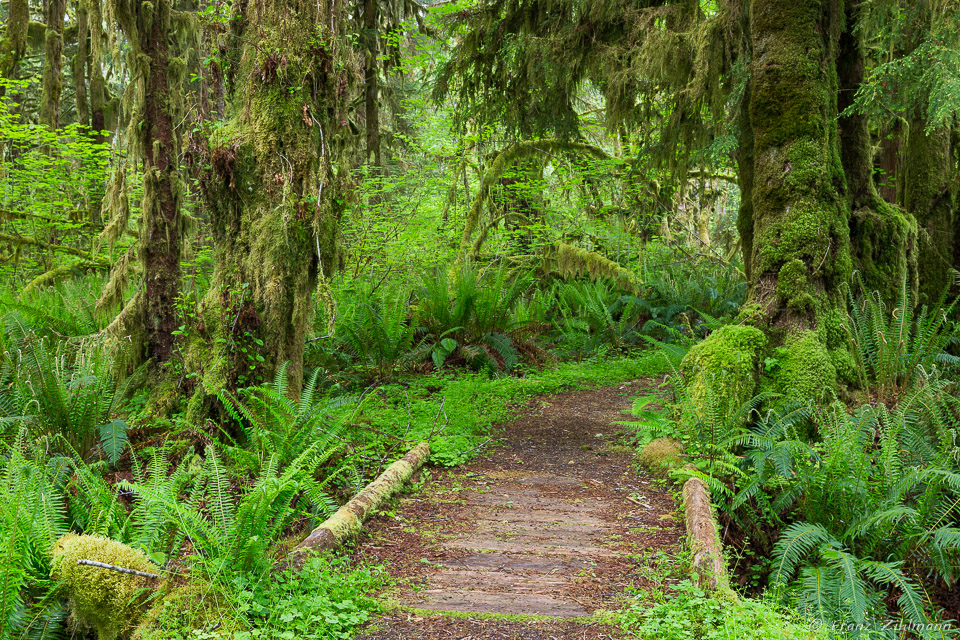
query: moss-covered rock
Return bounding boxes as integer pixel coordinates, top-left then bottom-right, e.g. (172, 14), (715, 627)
(637, 437), (684, 477)
(51, 533), (159, 640)
(679, 325), (767, 428)
(771, 330), (837, 402)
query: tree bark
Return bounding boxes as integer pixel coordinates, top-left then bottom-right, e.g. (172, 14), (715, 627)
(839, 0), (916, 305)
(40, 0), (67, 129)
(73, 0), (90, 127)
(187, 0), (359, 410)
(139, 0), (182, 365)
(110, 0), (184, 366)
(0, 0), (30, 93)
(363, 0), (380, 167)
(903, 123), (955, 300)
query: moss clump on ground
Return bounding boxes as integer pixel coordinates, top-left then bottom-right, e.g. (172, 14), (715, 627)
(51, 533), (159, 640)
(637, 437), (684, 477)
(679, 325), (767, 428)
(133, 583), (242, 640)
(771, 330), (836, 402)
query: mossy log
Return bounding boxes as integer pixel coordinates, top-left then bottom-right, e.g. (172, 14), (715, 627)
(682, 473), (731, 594)
(290, 442), (431, 559)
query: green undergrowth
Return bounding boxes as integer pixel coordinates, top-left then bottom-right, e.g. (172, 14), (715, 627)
(136, 554), (385, 640)
(336, 351), (668, 467)
(617, 580), (831, 640)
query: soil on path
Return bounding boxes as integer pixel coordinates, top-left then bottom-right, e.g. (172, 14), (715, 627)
(355, 380), (683, 640)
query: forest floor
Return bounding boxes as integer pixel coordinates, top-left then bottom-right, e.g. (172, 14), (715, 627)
(353, 380), (684, 640)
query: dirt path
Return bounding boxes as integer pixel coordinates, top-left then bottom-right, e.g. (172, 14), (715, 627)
(355, 380), (683, 640)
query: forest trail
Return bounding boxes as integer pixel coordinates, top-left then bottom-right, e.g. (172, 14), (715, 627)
(355, 381), (683, 640)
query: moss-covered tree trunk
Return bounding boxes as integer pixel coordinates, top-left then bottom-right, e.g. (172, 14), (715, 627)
(903, 123), (955, 299)
(839, 0), (916, 304)
(112, 0), (184, 365)
(88, 0), (109, 146)
(745, 0), (851, 398)
(73, 0), (90, 127)
(40, 0), (67, 129)
(363, 0), (380, 167)
(186, 0), (358, 410)
(0, 0), (29, 92)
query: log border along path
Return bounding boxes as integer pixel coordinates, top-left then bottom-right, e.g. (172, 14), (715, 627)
(354, 380), (684, 640)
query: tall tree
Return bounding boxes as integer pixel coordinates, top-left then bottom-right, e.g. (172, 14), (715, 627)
(0, 0), (29, 91)
(107, 0), (185, 365)
(183, 0), (360, 412)
(40, 0), (68, 128)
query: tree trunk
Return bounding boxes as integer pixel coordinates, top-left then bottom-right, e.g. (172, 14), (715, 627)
(40, 0), (67, 129)
(73, 0), (90, 127)
(139, 0), (182, 366)
(903, 123), (955, 300)
(0, 0), (29, 92)
(745, 0), (850, 398)
(110, 0), (184, 367)
(363, 0), (380, 167)
(186, 0), (359, 411)
(839, 0), (916, 305)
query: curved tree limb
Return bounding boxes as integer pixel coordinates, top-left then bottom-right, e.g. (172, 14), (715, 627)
(459, 139), (610, 259)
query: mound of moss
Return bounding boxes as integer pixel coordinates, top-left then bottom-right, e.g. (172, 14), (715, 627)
(679, 325), (767, 430)
(51, 533), (159, 640)
(637, 437), (684, 476)
(133, 583), (242, 640)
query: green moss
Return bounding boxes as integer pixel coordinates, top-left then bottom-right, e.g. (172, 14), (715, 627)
(637, 437), (684, 477)
(851, 203), (917, 305)
(51, 534), (159, 640)
(776, 259), (815, 312)
(680, 325), (767, 427)
(771, 330), (836, 402)
(133, 583), (242, 640)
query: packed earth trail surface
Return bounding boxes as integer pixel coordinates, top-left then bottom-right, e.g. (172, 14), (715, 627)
(355, 380), (683, 640)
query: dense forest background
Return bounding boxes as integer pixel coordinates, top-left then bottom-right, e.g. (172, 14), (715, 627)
(1, 0), (959, 638)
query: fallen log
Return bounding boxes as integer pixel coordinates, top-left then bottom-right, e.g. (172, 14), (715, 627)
(682, 473), (732, 595)
(288, 442), (431, 560)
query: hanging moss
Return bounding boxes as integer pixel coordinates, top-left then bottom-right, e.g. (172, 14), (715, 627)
(183, 0), (361, 407)
(540, 242), (641, 293)
(459, 139), (610, 259)
(51, 534), (159, 640)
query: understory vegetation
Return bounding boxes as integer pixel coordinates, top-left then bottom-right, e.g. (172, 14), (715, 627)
(2, 0), (960, 638)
